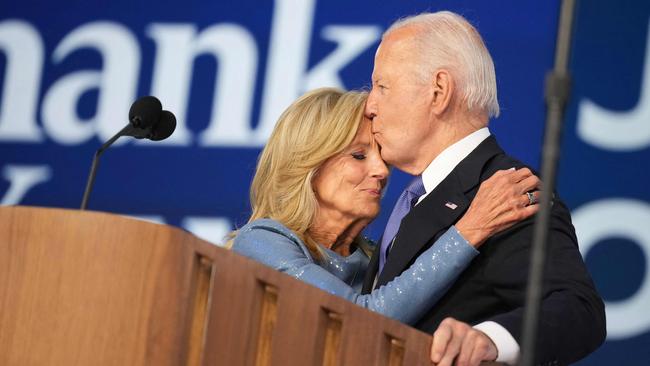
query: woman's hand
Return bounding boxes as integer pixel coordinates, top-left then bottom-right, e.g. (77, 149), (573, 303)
(456, 168), (541, 247)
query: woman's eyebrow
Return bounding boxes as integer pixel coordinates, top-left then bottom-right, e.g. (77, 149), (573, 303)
(346, 142), (371, 150)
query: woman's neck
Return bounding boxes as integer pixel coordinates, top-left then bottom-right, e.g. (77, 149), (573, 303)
(309, 212), (370, 257)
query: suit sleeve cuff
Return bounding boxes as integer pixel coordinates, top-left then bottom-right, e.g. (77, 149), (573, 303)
(473, 321), (520, 365)
(449, 225), (479, 255)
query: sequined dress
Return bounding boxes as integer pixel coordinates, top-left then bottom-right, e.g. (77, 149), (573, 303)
(232, 218), (477, 324)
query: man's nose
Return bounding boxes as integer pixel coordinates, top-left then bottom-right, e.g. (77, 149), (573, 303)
(364, 92), (377, 121)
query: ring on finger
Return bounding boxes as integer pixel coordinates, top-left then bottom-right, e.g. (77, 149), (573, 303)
(526, 191), (538, 206)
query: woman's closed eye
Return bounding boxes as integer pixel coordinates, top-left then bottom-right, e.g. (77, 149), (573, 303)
(351, 153), (366, 160)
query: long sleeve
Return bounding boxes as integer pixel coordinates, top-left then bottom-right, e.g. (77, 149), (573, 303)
(232, 220), (478, 325)
(480, 198), (606, 365)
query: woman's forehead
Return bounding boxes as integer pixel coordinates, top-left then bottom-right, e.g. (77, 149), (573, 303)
(353, 118), (373, 140)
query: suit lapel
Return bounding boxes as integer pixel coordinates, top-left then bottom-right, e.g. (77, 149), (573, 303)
(375, 136), (505, 288)
(376, 172), (469, 286)
(362, 240), (381, 293)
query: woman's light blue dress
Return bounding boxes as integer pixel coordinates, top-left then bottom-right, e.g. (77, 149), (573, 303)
(232, 218), (477, 325)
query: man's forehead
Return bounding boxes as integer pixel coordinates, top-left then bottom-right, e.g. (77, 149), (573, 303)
(376, 30), (419, 62)
(382, 26), (420, 48)
(373, 35), (419, 77)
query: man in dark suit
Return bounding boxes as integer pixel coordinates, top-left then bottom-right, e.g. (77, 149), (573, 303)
(362, 11), (605, 366)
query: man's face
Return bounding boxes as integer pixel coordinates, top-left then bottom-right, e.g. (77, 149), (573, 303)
(365, 29), (436, 173)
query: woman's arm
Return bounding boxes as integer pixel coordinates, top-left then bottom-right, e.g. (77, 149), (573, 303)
(233, 221), (476, 324)
(233, 168), (542, 324)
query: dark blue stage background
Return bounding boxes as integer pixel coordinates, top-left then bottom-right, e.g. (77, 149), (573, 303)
(1, 1), (648, 364)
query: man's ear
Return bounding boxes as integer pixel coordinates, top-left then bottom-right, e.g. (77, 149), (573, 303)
(431, 69), (453, 116)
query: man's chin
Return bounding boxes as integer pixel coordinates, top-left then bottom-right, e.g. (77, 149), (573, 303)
(379, 151), (398, 166)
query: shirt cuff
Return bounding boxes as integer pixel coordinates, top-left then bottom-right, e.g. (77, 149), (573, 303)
(473, 321), (520, 365)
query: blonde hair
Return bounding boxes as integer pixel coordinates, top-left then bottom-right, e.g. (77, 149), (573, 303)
(385, 11), (500, 118)
(228, 88), (368, 260)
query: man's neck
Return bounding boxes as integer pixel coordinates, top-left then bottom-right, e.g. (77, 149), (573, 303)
(413, 118), (486, 175)
(418, 127), (491, 198)
(429, 128), (479, 163)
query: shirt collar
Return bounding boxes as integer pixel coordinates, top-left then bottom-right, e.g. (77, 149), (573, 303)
(421, 127), (491, 195)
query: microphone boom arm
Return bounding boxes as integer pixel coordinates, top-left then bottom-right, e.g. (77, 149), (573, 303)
(79, 95), (176, 210)
(80, 124), (134, 210)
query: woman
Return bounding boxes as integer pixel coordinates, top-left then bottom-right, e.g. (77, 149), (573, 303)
(231, 88), (539, 325)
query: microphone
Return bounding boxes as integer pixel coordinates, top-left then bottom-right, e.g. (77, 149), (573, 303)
(80, 96), (177, 210)
(129, 95), (162, 129)
(149, 110), (177, 141)
(122, 96), (177, 140)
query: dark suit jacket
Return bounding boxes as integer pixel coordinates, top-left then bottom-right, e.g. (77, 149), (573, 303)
(362, 136), (606, 366)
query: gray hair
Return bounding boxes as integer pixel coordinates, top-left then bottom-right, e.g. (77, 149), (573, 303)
(384, 11), (500, 118)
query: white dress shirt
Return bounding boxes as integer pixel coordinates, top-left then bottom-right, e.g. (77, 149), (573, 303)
(414, 127), (520, 364)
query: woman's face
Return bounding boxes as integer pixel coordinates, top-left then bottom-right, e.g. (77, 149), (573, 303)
(312, 117), (389, 222)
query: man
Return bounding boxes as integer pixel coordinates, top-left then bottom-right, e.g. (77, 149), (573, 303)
(362, 11), (606, 366)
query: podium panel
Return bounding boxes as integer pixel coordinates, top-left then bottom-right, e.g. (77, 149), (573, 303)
(0, 207), (217, 365)
(0, 207), (501, 365)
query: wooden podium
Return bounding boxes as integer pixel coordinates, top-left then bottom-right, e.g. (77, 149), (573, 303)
(0, 207), (498, 365)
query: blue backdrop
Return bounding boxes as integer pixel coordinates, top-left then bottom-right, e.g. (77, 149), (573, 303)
(1, 1), (648, 364)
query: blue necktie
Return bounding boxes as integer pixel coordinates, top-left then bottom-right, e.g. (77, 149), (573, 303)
(378, 175), (426, 274)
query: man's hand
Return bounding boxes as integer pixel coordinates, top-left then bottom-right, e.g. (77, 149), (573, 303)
(430, 317), (498, 366)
